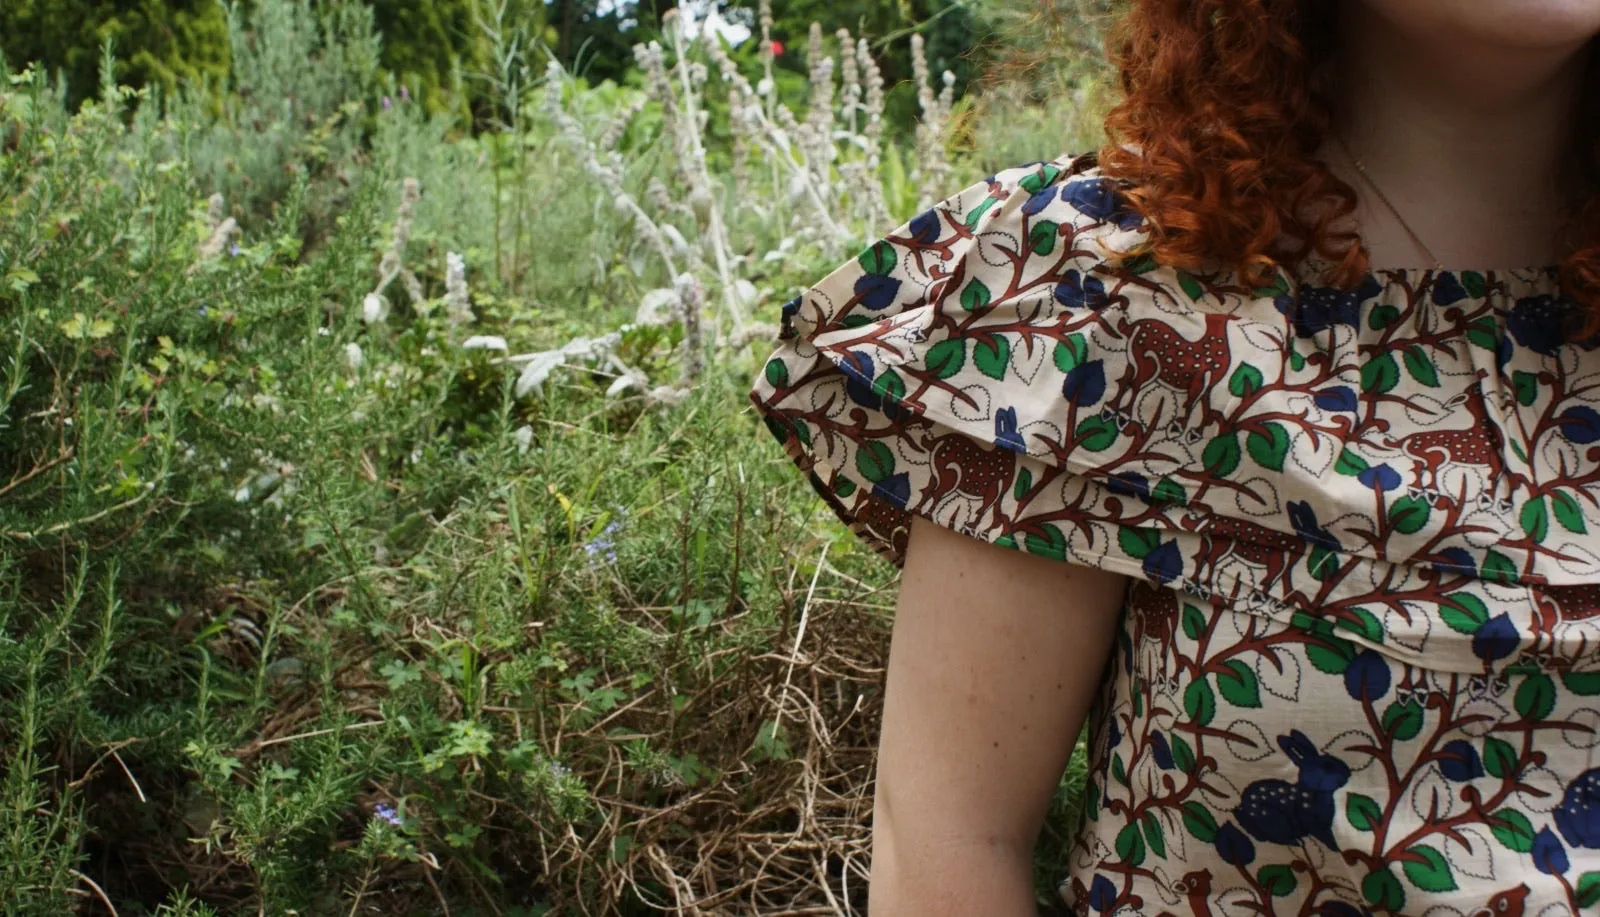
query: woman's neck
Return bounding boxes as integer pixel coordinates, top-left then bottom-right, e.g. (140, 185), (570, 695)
(1316, 4), (1595, 270)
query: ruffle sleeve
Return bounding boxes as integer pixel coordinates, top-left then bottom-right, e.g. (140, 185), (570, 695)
(747, 151), (1600, 678)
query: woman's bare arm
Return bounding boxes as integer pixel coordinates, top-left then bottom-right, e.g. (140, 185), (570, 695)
(868, 514), (1131, 917)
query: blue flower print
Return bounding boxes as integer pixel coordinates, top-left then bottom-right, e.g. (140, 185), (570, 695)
(1472, 614), (1520, 663)
(1532, 826), (1570, 875)
(1431, 271), (1468, 306)
(1055, 269), (1109, 311)
(871, 472), (911, 507)
(1289, 276), (1380, 337)
(1088, 874), (1118, 912)
(1214, 821), (1257, 867)
(1557, 405), (1600, 445)
(906, 209), (942, 245)
(1344, 650), (1390, 702)
(1023, 186), (1058, 217)
(839, 350), (881, 410)
(1314, 386), (1359, 413)
(855, 272), (902, 311)
(1063, 359), (1107, 405)
(1436, 740), (1485, 783)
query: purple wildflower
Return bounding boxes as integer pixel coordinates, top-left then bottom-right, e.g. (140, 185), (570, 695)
(582, 518), (622, 563)
(400, 85), (410, 102)
(373, 803), (401, 825)
(382, 96), (392, 110)
(229, 242), (242, 257)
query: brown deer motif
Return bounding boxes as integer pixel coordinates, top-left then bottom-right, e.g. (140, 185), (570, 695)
(1396, 369), (1521, 511)
(1122, 311), (1236, 444)
(925, 428), (1018, 521)
(1187, 514), (1300, 590)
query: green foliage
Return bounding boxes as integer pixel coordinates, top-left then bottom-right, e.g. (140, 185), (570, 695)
(0, 0), (230, 110)
(0, 2), (1097, 913)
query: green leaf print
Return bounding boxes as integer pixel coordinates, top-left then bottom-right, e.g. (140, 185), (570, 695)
(1054, 334), (1088, 373)
(1014, 467), (1032, 503)
(1335, 447), (1371, 475)
(1467, 315), (1500, 351)
(1361, 352), (1401, 395)
(1462, 270), (1488, 297)
(1246, 423), (1290, 471)
(1483, 738), (1518, 779)
(960, 278), (992, 312)
(1491, 808), (1536, 853)
(1289, 349), (1307, 372)
(1202, 432), (1242, 478)
(1307, 638), (1357, 675)
(1182, 801), (1218, 843)
(874, 369), (906, 404)
(858, 240), (897, 275)
(1112, 752), (1128, 787)
(833, 477), (856, 499)
(1217, 660), (1263, 708)
(1184, 679), (1217, 727)
(1347, 794), (1382, 832)
(1402, 845), (1457, 893)
(974, 335), (1010, 381)
(1119, 526), (1161, 559)
(1075, 415), (1120, 451)
(1346, 607), (1384, 643)
(963, 196), (998, 230)
(1481, 549), (1519, 584)
(1029, 220), (1059, 256)
(1170, 734), (1196, 773)
(1439, 593), (1490, 635)
(1024, 523), (1067, 560)
(1521, 496), (1550, 544)
(764, 358), (789, 388)
(1577, 873), (1600, 909)
(1403, 345), (1440, 387)
(925, 338), (966, 379)
(1368, 304), (1401, 330)
(1181, 603), (1208, 641)
(1018, 163), (1062, 193)
(1362, 866), (1406, 912)
(1561, 671), (1600, 696)
(1553, 490), (1587, 534)
(1381, 702), (1424, 742)
(1515, 674), (1557, 722)
(1388, 495), (1432, 535)
(1308, 543), (1341, 582)
(1152, 476), (1188, 505)
(1513, 369), (1539, 407)
(1177, 271), (1206, 302)
(1142, 813), (1167, 860)
(855, 441), (895, 483)
(1229, 363), (1264, 397)
(1258, 865), (1297, 898)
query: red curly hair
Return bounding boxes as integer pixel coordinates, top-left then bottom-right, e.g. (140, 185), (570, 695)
(1092, 0), (1600, 338)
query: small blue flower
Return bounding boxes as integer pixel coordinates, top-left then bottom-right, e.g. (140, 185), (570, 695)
(1437, 740), (1485, 783)
(1533, 826), (1570, 875)
(229, 241), (242, 257)
(373, 803), (402, 826)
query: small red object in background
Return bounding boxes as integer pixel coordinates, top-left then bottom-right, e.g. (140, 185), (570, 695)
(768, 40), (785, 57)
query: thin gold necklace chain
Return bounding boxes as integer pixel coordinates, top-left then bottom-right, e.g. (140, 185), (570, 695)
(1332, 133), (1446, 271)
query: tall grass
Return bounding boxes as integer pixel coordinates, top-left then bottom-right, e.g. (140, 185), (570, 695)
(0, 1), (1109, 913)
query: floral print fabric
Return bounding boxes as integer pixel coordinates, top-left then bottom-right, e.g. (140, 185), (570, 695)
(747, 151), (1600, 914)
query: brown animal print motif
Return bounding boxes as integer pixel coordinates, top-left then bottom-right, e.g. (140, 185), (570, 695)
(750, 152), (1600, 914)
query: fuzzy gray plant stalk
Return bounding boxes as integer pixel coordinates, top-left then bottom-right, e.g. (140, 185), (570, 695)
(367, 177), (424, 317)
(910, 34), (955, 212)
(444, 252), (473, 325)
(858, 37), (889, 228)
(543, 59), (681, 280)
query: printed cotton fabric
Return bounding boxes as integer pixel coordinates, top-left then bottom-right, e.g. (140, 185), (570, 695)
(747, 151), (1600, 915)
